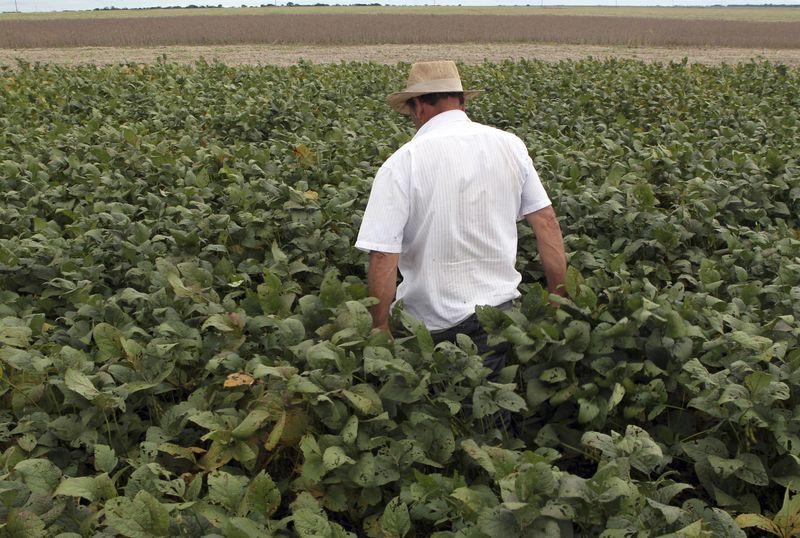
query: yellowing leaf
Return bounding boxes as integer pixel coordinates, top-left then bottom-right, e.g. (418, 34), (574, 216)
(224, 372), (256, 388)
(735, 513), (784, 536)
(293, 144), (316, 166)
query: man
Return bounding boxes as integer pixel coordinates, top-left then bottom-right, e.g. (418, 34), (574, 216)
(356, 60), (566, 378)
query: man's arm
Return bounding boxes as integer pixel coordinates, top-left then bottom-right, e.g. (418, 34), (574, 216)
(367, 251), (400, 331)
(525, 206), (567, 302)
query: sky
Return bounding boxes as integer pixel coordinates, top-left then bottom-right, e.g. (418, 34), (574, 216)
(3, 0), (800, 13)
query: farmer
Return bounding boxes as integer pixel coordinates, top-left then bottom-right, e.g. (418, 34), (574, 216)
(356, 61), (567, 428)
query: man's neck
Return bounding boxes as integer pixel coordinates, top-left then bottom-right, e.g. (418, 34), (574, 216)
(415, 104), (466, 131)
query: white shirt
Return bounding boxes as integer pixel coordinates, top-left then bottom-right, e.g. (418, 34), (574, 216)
(355, 110), (551, 331)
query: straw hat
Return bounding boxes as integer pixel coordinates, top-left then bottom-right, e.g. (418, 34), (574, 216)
(387, 60), (484, 115)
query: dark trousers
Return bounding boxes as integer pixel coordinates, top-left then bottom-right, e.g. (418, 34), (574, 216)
(431, 313), (515, 437)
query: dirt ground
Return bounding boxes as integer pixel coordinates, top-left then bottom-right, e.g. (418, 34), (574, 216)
(2, 43), (799, 67)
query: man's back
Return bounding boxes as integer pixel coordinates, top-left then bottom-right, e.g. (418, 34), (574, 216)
(357, 110), (551, 330)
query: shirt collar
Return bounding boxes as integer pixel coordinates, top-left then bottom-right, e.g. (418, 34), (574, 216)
(413, 109), (471, 139)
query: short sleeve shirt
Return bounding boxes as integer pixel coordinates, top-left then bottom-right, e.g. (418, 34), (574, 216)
(355, 110), (551, 331)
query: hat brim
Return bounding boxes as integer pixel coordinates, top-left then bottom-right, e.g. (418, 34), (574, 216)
(387, 89), (484, 115)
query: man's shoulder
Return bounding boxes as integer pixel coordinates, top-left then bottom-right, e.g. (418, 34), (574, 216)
(375, 141), (414, 177)
(384, 141), (414, 165)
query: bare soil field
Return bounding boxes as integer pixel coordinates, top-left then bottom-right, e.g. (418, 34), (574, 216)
(1, 14), (799, 49)
(2, 6), (800, 23)
(2, 43), (799, 68)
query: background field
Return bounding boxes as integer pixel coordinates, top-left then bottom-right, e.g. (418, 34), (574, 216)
(2, 5), (800, 22)
(1, 12), (799, 49)
(4, 43), (800, 68)
(2, 5), (799, 67)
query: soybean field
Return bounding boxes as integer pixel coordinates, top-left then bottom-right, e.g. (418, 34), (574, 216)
(1, 59), (799, 537)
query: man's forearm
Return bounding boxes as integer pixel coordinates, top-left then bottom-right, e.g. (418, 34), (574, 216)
(367, 251), (400, 330)
(540, 238), (567, 297)
(526, 206), (567, 298)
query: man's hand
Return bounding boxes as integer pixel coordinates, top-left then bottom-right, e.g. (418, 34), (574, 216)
(367, 251), (400, 332)
(525, 206), (567, 306)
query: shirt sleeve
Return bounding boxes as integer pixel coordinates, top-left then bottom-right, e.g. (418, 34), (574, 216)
(355, 158), (409, 253)
(515, 139), (552, 219)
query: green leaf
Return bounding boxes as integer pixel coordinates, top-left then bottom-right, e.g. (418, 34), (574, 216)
(337, 301), (372, 336)
(2, 509), (46, 538)
(188, 411), (232, 432)
(597, 476), (638, 504)
(633, 182), (655, 207)
(291, 491), (346, 538)
(495, 389), (528, 413)
(608, 383), (625, 411)
(64, 368), (101, 401)
(349, 452), (376, 487)
(54, 476), (101, 502)
(564, 320), (591, 352)
(516, 462), (558, 502)
(13, 458), (62, 494)
(343, 384), (382, 415)
(451, 485), (499, 514)
(564, 266), (583, 298)
(105, 490), (170, 538)
(475, 305), (510, 333)
(473, 386), (499, 419)
(745, 371), (790, 405)
(730, 331), (772, 351)
(95, 444), (118, 474)
(341, 415), (358, 445)
(0, 321), (31, 348)
(202, 314), (238, 332)
(243, 471), (281, 518)
(323, 446), (356, 471)
(339, 391), (370, 416)
(578, 398), (600, 424)
(93, 322), (123, 361)
(223, 517), (270, 538)
(478, 506), (519, 537)
(736, 453), (769, 486)
(411, 318), (435, 354)
(320, 270), (346, 308)
(683, 500), (746, 538)
(0, 243), (19, 266)
(708, 455), (744, 479)
(660, 519), (713, 538)
(461, 439), (496, 476)
(231, 408), (272, 439)
(207, 471), (248, 513)
(558, 474), (591, 502)
(646, 498), (684, 525)
(264, 410), (286, 451)
(540, 367), (567, 383)
(380, 497), (410, 538)
(159, 258), (193, 297)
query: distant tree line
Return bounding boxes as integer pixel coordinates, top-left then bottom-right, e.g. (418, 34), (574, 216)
(94, 5), (224, 10)
(93, 3), (384, 10)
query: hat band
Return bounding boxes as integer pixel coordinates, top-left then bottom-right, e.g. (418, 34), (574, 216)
(404, 77), (464, 95)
